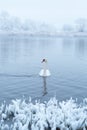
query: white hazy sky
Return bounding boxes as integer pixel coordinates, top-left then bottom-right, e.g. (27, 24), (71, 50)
(0, 0), (87, 28)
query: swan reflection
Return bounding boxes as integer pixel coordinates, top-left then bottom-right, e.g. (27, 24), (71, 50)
(42, 77), (47, 96)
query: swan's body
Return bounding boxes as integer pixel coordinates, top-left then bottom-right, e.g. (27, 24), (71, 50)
(39, 69), (51, 76)
(39, 59), (51, 77)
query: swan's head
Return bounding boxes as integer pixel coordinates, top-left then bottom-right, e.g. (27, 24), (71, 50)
(41, 59), (47, 63)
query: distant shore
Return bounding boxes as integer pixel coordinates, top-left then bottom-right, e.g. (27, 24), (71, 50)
(0, 31), (87, 37)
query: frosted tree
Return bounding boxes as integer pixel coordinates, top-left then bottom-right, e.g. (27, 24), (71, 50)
(62, 24), (73, 32)
(0, 11), (22, 32)
(0, 11), (57, 35)
(75, 18), (87, 32)
(0, 11), (10, 31)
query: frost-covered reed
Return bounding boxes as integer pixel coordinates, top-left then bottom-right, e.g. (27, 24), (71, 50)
(0, 97), (87, 130)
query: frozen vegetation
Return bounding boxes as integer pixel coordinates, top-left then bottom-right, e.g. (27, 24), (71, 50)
(1, 97), (87, 130)
(0, 11), (87, 36)
(0, 11), (57, 36)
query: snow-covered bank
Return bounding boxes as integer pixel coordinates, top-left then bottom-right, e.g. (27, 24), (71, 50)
(0, 31), (87, 38)
(1, 98), (87, 130)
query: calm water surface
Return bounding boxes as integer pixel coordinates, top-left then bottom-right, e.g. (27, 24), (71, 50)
(0, 35), (87, 103)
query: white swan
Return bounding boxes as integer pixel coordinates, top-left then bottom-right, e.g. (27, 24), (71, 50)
(39, 59), (51, 77)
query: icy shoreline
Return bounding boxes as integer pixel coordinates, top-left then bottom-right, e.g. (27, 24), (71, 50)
(0, 31), (87, 37)
(1, 97), (87, 130)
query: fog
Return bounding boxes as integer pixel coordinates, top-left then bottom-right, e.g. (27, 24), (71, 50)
(0, 0), (87, 28)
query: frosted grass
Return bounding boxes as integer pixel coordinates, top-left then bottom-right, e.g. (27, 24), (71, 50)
(0, 97), (87, 130)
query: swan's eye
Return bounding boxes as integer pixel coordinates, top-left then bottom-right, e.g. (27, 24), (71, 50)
(43, 59), (45, 62)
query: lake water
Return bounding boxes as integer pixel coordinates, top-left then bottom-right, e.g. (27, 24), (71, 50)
(0, 35), (87, 103)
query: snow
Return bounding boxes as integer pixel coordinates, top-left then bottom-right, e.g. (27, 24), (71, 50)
(0, 97), (87, 130)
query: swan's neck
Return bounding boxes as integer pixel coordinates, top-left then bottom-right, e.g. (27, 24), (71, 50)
(43, 62), (47, 70)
